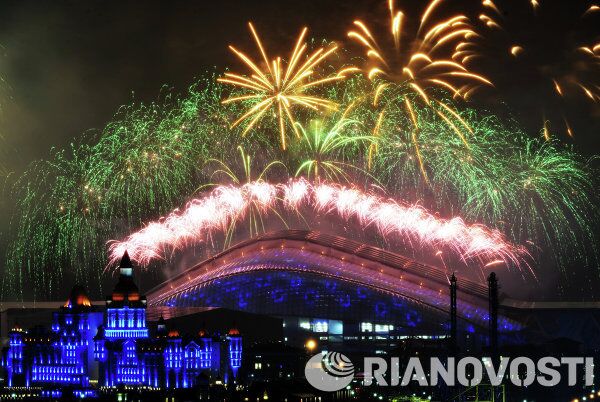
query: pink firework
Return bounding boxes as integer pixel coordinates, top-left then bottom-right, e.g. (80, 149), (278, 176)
(108, 178), (529, 269)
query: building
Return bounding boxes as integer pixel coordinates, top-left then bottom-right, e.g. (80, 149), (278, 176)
(2, 286), (102, 390)
(1, 251), (242, 395)
(3, 230), (600, 401)
(146, 230), (523, 352)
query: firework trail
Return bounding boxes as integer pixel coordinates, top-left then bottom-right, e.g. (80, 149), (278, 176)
(108, 178), (529, 271)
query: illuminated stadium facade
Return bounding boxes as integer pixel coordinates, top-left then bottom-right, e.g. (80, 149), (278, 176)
(147, 230), (522, 349)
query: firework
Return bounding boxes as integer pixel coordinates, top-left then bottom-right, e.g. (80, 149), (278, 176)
(346, 0), (490, 170)
(108, 178), (528, 270)
(368, 87), (474, 182)
(218, 22), (348, 150)
(3, 76), (239, 298)
(291, 114), (375, 182)
(205, 145), (287, 243)
(477, 0), (600, 138)
(348, 0), (492, 103)
(371, 104), (598, 271)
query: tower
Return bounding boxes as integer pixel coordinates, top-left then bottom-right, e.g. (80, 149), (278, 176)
(449, 273), (457, 351)
(4, 323), (25, 387)
(104, 251), (149, 339)
(488, 272), (499, 355)
(227, 328), (242, 381)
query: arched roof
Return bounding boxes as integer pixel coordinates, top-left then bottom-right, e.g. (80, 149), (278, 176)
(147, 230), (520, 331)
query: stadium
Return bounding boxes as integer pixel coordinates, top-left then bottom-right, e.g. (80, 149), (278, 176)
(144, 230), (599, 353)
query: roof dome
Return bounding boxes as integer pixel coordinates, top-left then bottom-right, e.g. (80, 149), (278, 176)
(228, 328), (240, 336)
(64, 285), (91, 309)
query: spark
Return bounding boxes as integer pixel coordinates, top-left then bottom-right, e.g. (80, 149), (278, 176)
(477, 1), (600, 139)
(510, 45), (524, 57)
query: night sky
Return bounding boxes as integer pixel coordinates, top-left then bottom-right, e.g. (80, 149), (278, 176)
(0, 0), (598, 300)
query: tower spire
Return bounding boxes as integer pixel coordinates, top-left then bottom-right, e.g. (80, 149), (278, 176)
(449, 272), (457, 352)
(119, 250), (133, 277)
(488, 272), (499, 356)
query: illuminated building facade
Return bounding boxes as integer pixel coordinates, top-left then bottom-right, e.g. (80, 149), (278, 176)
(1, 251), (242, 393)
(2, 286), (103, 389)
(147, 231), (523, 352)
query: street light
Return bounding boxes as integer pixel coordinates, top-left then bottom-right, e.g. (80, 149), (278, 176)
(305, 339), (317, 351)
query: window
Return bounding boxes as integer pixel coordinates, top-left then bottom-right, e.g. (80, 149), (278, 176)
(312, 320), (328, 333)
(375, 324), (393, 333)
(361, 322), (373, 332)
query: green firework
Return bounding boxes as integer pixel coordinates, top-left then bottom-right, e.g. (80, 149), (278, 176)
(4, 75), (246, 298)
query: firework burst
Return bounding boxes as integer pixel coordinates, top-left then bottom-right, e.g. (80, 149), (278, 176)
(346, 0), (491, 171)
(348, 0), (492, 103)
(291, 114), (375, 183)
(218, 22), (350, 150)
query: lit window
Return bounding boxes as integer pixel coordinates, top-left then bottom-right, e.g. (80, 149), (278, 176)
(375, 324), (393, 333)
(312, 320), (328, 333)
(361, 322), (373, 332)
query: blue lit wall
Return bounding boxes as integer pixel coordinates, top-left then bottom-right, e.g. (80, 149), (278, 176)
(160, 270), (520, 335)
(104, 307), (149, 339)
(2, 308), (103, 389)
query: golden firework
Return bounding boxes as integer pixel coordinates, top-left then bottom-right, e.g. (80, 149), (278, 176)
(349, 0), (489, 176)
(348, 0), (492, 104)
(218, 22), (348, 150)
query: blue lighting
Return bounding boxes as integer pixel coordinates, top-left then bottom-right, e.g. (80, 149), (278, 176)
(2, 268), (242, 392)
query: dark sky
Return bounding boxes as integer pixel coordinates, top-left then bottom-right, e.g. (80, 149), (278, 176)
(0, 0), (598, 300)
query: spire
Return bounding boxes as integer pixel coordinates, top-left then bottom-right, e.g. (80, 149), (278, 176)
(119, 250), (133, 277)
(94, 325), (106, 340)
(449, 272), (457, 351)
(120, 250), (132, 267)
